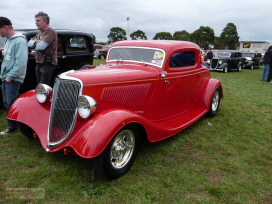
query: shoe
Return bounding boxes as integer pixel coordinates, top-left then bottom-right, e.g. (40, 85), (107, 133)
(0, 128), (18, 135)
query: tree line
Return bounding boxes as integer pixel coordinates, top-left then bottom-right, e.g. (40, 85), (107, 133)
(93, 22), (239, 50)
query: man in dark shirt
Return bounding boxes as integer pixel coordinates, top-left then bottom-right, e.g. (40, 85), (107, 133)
(206, 50), (214, 59)
(266, 46), (272, 83)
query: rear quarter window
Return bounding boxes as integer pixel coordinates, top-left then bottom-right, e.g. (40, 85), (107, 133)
(66, 36), (88, 52)
(169, 52), (195, 68)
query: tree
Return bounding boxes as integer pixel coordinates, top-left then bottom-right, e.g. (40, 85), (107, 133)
(220, 23), (239, 50)
(107, 27), (127, 44)
(130, 30), (147, 40)
(173, 30), (191, 41)
(212, 36), (221, 49)
(190, 26), (215, 50)
(153, 32), (172, 40)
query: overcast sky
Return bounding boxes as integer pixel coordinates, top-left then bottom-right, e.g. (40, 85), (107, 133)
(1, 0), (272, 44)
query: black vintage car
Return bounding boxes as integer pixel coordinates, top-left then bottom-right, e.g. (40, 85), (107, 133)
(0, 29), (94, 95)
(203, 50), (242, 73)
(241, 52), (262, 69)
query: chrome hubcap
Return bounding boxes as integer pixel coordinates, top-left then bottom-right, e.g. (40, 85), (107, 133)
(212, 91), (219, 111)
(110, 130), (135, 169)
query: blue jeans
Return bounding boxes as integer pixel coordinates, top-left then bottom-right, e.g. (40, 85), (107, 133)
(2, 80), (21, 130)
(262, 64), (270, 80)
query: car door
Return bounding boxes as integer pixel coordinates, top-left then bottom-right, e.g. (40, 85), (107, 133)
(153, 50), (201, 120)
(229, 52), (241, 69)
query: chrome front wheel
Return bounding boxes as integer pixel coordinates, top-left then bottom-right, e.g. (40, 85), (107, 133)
(110, 130), (135, 170)
(92, 125), (139, 180)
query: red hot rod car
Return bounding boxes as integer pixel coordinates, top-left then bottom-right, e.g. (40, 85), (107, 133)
(8, 40), (223, 179)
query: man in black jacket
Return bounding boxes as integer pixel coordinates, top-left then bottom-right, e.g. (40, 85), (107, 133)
(266, 46), (272, 83)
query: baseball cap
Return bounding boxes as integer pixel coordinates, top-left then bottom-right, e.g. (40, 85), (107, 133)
(0, 17), (12, 26)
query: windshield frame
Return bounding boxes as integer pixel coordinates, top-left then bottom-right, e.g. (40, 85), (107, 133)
(106, 46), (166, 68)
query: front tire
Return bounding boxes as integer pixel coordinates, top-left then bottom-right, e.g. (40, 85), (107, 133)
(237, 64), (242, 72)
(92, 125), (139, 180)
(207, 86), (221, 117)
(223, 66), (228, 73)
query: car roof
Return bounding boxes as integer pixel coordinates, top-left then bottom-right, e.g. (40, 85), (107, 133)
(242, 52), (261, 54)
(216, 50), (241, 53)
(110, 40), (201, 53)
(15, 29), (93, 38)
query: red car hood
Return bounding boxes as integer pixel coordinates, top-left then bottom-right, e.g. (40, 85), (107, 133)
(63, 63), (160, 85)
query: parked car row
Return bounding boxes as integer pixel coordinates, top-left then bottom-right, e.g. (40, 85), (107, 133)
(203, 50), (263, 73)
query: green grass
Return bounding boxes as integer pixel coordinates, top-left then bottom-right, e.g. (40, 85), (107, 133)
(92, 58), (105, 66)
(0, 63), (271, 204)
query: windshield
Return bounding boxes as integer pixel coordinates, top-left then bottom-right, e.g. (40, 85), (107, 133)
(107, 47), (165, 68)
(214, 51), (231, 58)
(242, 53), (255, 58)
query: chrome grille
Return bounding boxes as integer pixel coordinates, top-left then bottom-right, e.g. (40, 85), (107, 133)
(48, 77), (81, 148)
(211, 58), (219, 69)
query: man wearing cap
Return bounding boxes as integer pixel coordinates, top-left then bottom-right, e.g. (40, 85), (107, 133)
(0, 17), (28, 135)
(28, 11), (57, 86)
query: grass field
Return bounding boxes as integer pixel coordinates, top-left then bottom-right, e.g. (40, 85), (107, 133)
(0, 61), (271, 204)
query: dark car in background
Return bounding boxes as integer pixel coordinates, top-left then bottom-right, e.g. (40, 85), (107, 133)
(203, 50), (242, 73)
(0, 29), (94, 96)
(241, 52), (262, 69)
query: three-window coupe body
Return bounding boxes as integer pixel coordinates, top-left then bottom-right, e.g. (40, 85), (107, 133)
(241, 52), (262, 69)
(8, 40), (223, 179)
(204, 50), (242, 73)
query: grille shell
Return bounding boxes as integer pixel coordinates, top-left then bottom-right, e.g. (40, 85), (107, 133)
(211, 58), (219, 69)
(47, 77), (82, 148)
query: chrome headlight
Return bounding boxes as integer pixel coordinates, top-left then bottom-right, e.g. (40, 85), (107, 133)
(77, 95), (97, 119)
(219, 60), (223, 65)
(35, 83), (53, 103)
(207, 59), (211, 63)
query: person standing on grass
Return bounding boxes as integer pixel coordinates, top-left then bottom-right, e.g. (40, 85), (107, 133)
(28, 11), (57, 86)
(261, 46), (272, 81)
(266, 46), (272, 83)
(0, 17), (28, 135)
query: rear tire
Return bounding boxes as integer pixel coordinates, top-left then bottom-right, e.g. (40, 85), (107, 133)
(207, 86), (221, 117)
(98, 54), (106, 59)
(75, 62), (91, 70)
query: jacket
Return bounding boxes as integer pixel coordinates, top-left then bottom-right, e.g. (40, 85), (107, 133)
(1, 33), (28, 83)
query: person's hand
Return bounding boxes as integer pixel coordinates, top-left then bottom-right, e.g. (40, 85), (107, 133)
(5, 78), (11, 83)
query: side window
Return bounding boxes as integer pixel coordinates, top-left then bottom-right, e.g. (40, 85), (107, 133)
(57, 36), (62, 53)
(169, 52), (195, 68)
(66, 36), (87, 52)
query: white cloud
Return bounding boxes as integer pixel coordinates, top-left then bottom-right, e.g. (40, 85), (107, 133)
(1, 0), (272, 43)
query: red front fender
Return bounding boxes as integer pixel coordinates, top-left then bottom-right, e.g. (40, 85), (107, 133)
(7, 90), (51, 150)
